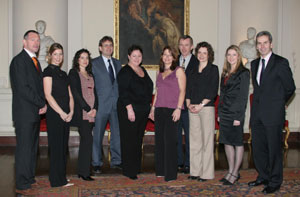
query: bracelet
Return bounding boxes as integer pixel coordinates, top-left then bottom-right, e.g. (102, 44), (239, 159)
(176, 107), (181, 110)
(200, 103), (205, 107)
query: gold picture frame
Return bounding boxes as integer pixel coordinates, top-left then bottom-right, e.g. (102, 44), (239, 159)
(114, 0), (190, 70)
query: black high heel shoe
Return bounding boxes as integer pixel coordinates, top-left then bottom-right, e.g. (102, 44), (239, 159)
(220, 173), (241, 182)
(223, 174), (239, 185)
(78, 174), (95, 181)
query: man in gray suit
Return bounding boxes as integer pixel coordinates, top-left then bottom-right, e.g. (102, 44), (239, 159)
(92, 36), (122, 173)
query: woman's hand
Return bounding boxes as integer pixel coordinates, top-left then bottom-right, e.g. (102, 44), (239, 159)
(87, 109), (97, 118)
(172, 108), (181, 122)
(233, 120), (240, 126)
(217, 117), (220, 122)
(148, 107), (155, 121)
(192, 104), (203, 113)
(188, 104), (195, 113)
(127, 108), (136, 122)
(59, 112), (68, 121)
(65, 111), (73, 122)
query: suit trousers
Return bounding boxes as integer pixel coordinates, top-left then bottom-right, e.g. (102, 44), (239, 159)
(155, 107), (178, 181)
(177, 110), (190, 167)
(117, 105), (149, 177)
(92, 109), (121, 167)
(47, 113), (69, 187)
(251, 120), (283, 187)
(189, 107), (215, 179)
(15, 121), (39, 190)
(78, 120), (94, 176)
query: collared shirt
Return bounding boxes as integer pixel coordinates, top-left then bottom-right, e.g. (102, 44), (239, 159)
(179, 54), (192, 69)
(102, 55), (116, 78)
(256, 51), (272, 85)
(24, 48), (37, 58)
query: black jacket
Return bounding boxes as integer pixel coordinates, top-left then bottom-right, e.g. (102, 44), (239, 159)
(218, 66), (250, 122)
(68, 68), (98, 127)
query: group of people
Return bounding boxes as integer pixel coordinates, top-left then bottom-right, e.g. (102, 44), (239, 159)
(10, 29), (295, 195)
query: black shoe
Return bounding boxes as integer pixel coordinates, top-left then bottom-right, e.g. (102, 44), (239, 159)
(248, 179), (268, 187)
(223, 174), (238, 185)
(197, 178), (207, 182)
(262, 186), (280, 194)
(111, 164), (122, 170)
(129, 176), (138, 180)
(93, 166), (102, 174)
(177, 165), (184, 172)
(78, 174), (95, 181)
(220, 173), (240, 182)
(183, 166), (190, 174)
(187, 176), (199, 180)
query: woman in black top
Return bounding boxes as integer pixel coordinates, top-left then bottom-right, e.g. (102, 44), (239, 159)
(117, 45), (153, 180)
(186, 42), (219, 182)
(69, 49), (98, 181)
(218, 45), (250, 185)
(43, 43), (74, 187)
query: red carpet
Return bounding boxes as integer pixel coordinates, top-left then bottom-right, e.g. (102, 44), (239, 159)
(16, 168), (300, 196)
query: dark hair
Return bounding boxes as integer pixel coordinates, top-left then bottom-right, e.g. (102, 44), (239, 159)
(23, 30), (39, 39)
(256, 31), (273, 44)
(159, 46), (178, 72)
(72, 48), (93, 75)
(47, 43), (64, 67)
(128, 44), (143, 56)
(194, 42), (215, 63)
(98, 36), (114, 47)
(178, 35), (193, 45)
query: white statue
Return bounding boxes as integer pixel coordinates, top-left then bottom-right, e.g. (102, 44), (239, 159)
(35, 20), (55, 70)
(239, 27), (257, 68)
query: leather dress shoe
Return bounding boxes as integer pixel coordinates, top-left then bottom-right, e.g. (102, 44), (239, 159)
(248, 179), (268, 187)
(177, 165), (184, 172)
(78, 174), (95, 181)
(111, 164), (122, 170)
(182, 166), (190, 174)
(129, 176), (138, 180)
(187, 176), (199, 180)
(197, 178), (207, 182)
(262, 185), (280, 194)
(93, 166), (102, 174)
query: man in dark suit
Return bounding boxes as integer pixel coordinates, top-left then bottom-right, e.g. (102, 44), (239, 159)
(10, 30), (47, 191)
(92, 36), (122, 173)
(177, 35), (199, 174)
(248, 31), (295, 194)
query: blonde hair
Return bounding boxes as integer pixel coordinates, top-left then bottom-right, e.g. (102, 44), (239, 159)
(221, 45), (243, 77)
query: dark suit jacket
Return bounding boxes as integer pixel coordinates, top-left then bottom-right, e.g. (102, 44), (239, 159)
(219, 66), (250, 122)
(68, 68), (98, 127)
(178, 54), (199, 110)
(10, 49), (45, 123)
(250, 53), (295, 126)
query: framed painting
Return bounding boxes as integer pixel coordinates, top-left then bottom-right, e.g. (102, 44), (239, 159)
(114, 0), (190, 69)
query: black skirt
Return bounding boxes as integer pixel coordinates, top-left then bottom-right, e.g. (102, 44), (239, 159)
(219, 119), (244, 146)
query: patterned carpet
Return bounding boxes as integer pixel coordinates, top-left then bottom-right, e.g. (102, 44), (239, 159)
(17, 168), (300, 196)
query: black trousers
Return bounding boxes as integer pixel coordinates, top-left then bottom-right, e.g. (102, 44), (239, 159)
(47, 112), (69, 187)
(15, 121), (39, 190)
(155, 107), (178, 181)
(251, 120), (283, 187)
(118, 104), (149, 177)
(78, 120), (94, 176)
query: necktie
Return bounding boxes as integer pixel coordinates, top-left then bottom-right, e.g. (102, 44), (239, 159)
(259, 59), (265, 85)
(181, 58), (185, 70)
(32, 57), (40, 72)
(108, 59), (115, 84)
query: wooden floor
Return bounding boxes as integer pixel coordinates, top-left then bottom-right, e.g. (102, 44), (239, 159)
(0, 143), (300, 196)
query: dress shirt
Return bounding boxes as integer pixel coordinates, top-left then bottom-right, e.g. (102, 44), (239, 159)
(256, 52), (272, 85)
(24, 48), (37, 58)
(180, 54), (192, 69)
(102, 55), (116, 78)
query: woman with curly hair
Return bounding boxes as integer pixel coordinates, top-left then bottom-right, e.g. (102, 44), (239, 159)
(69, 49), (98, 181)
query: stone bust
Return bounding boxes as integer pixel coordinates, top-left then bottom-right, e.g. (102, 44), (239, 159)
(239, 27), (257, 68)
(35, 20), (55, 70)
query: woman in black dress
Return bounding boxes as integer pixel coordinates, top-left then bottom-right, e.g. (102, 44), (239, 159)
(218, 45), (250, 185)
(117, 45), (153, 180)
(69, 49), (97, 181)
(43, 43), (74, 187)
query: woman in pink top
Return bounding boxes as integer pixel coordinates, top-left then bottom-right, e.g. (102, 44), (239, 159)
(149, 46), (186, 182)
